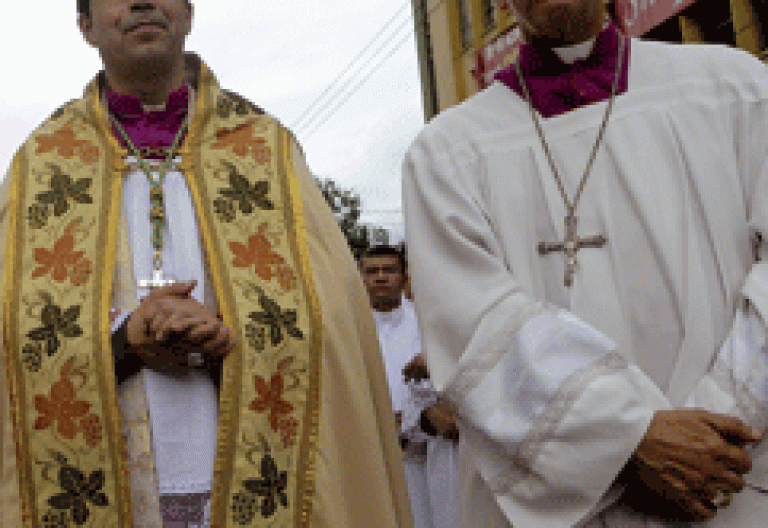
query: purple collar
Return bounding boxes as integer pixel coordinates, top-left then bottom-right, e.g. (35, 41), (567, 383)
(105, 84), (191, 159)
(494, 23), (630, 118)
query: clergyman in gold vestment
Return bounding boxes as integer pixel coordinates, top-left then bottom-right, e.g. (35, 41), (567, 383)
(0, 0), (412, 526)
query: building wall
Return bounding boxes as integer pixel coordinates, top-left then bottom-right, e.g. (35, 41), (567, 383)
(414, 0), (766, 121)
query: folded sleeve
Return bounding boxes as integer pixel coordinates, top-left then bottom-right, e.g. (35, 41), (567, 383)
(400, 378), (440, 444)
(402, 123), (670, 528)
(685, 56), (768, 437)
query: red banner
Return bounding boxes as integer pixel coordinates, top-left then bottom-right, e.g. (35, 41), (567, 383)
(473, 26), (523, 89)
(615, 0), (697, 36)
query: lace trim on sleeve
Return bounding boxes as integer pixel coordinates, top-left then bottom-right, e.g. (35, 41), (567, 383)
(486, 352), (628, 494)
(445, 301), (557, 399)
(711, 357), (767, 430)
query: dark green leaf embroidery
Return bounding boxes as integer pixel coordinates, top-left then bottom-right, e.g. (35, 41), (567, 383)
(35, 164), (92, 218)
(248, 293), (304, 347)
(218, 161), (274, 217)
(245, 323), (266, 352)
(27, 301), (83, 356)
(47, 466), (108, 525)
(42, 509), (69, 528)
(231, 491), (257, 525)
(28, 202), (51, 229)
(48, 100), (76, 123)
(242, 454), (288, 519)
(22, 343), (43, 372)
(216, 90), (265, 119)
(213, 197), (237, 223)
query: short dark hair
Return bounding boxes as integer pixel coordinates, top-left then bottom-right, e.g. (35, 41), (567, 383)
(360, 245), (406, 274)
(77, 0), (90, 17)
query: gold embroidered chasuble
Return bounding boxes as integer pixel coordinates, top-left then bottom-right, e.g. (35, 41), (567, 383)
(0, 58), (413, 528)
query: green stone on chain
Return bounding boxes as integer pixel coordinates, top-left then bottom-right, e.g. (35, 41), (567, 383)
(108, 106), (190, 253)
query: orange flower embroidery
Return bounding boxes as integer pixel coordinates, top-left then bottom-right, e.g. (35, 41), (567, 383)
(36, 124), (100, 162)
(34, 372), (91, 439)
(33, 233), (84, 282)
(278, 416), (299, 448)
(275, 265), (297, 292)
(80, 414), (103, 447)
(32, 232), (92, 285)
(229, 225), (285, 281)
(211, 123), (272, 164)
(69, 257), (93, 286)
(250, 373), (294, 432)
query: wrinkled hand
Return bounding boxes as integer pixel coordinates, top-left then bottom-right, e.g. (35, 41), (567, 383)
(622, 409), (761, 522)
(422, 399), (460, 442)
(126, 280), (236, 370)
(403, 353), (430, 382)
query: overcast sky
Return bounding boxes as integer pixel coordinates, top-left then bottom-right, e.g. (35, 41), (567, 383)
(0, 0), (426, 242)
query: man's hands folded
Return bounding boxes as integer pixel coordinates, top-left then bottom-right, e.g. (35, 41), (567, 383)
(620, 409), (762, 522)
(125, 280), (236, 371)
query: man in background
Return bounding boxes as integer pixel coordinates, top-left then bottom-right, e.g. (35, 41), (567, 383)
(363, 245), (460, 528)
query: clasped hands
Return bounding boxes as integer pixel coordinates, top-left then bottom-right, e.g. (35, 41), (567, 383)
(125, 280), (236, 371)
(622, 408), (762, 522)
(403, 353), (460, 442)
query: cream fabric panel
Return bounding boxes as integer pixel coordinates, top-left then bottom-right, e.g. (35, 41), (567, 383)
(0, 166), (22, 526)
(290, 139), (414, 528)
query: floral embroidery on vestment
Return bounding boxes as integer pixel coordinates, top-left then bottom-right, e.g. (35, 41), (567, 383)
(5, 61), (321, 527)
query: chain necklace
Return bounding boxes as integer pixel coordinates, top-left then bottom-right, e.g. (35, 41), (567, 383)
(106, 86), (193, 292)
(516, 34), (625, 287)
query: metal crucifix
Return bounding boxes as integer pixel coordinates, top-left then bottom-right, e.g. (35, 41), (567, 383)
(538, 212), (606, 288)
(138, 252), (177, 291)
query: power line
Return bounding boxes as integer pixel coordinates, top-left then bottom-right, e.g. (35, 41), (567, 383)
(303, 27), (415, 138)
(297, 15), (414, 134)
(299, 0), (450, 137)
(291, 0), (411, 131)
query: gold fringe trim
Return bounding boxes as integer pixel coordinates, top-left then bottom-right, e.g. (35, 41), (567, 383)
(85, 73), (136, 528)
(175, 67), (242, 528)
(4, 153), (36, 528)
(281, 130), (323, 528)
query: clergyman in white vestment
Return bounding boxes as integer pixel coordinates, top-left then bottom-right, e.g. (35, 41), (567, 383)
(362, 247), (436, 528)
(401, 297), (461, 528)
(403, 1), (768, 526)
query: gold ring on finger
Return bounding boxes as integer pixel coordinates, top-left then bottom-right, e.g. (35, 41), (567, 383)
(188, 352), (204, 368)
(710, 489), (731, 509)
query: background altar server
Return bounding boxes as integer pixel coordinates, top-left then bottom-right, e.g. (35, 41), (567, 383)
(403, 349), (461, 528)
(0, 0), (413, 526)
(403, 0), (768, 526)
(362, 246), (435, 528)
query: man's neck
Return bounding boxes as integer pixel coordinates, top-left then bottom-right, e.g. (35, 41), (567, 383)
(104, 56), (188, 106)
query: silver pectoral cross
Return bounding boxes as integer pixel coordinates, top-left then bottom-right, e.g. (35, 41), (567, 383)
(138, 252), (177, 291)
(538, 214), (606, 288)
(138, 268), (177, 290)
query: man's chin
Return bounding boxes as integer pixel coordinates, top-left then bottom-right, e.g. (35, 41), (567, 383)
(118, 48), (176, 73)
(529, 5), (599, 44)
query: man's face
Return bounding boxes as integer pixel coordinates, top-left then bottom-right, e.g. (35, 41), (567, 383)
(79, 0), (193, 69)
(361, 256), (405, 308)
(511, 0), (603, 44)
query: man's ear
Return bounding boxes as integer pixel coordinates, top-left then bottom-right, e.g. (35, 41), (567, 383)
(78, 14), (97, 48)
(183, 1), (194, 37)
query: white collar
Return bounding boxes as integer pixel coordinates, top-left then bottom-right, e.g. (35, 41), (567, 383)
(142, 102), (168, 112)
(374, 301), (405, 329)
(553, 38), (597, 65)
(551, 19), (610, 65)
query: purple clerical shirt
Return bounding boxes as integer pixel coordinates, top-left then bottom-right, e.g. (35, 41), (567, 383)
(105, 84), (190, 159)
(494, 23), (630, 118)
